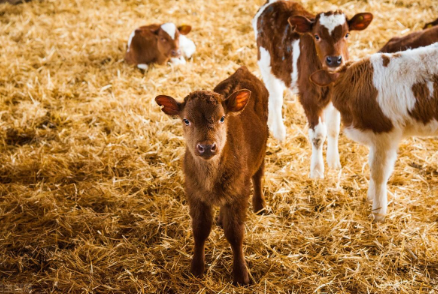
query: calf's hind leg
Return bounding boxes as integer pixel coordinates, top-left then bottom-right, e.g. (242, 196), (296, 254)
(252, 161), (266, 214)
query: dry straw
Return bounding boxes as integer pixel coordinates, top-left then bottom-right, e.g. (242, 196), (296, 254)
(0, 0), (438, 292)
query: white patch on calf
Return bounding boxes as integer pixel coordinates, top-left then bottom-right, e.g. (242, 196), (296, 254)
(179, 35), (196, 58)
(289, 39), (300, 95)
(258, 46), (287, 142)
(427, 81), (434, 98)
(252, 0), (279, 39)
(170, 57), (186, 65)
(127, 30), (136, 52)
(308, 118), (327, 179)
(319, 13), (346, 35)
(137, 64), (148, 70)
(370, 44), (438, 128)
(161, 23), (177, 39)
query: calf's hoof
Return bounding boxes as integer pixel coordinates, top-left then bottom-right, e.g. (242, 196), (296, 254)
(309, 168), (324, 179)
(327, 157), (341, 170)
(190, 259), (205, 278)
(253, 201), (266, 215)
(369, 212), (385, 223)
(233, 271), (250, 286)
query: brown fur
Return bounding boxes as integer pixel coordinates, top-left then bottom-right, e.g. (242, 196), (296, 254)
(311, 59), (394, 133)
(125, 23), (191, 66)
(409, 76), (438, 124)
(255, 0), (373, 129)
(378, 25), (438, 53)
(155, 66), (269, 285)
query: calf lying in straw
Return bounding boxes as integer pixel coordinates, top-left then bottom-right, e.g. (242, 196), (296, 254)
(378, 20), (438, 53)
(125, 23), (195, 70)
(310, 43), (438, 221)
(155, 66), (269, 284)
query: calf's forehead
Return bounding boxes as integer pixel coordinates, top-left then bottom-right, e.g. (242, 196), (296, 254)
(317, 13), (347, 35)
(183, 92), (224, 121)
(160, 23), (178, 39)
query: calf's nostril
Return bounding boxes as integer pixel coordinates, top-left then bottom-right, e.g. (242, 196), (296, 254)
(211, 143), (217, 151)
(197, 144), (205, 153)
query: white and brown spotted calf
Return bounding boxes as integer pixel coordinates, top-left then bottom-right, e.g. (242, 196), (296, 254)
(125, 23), (195, 70)
(253, 0), (372, 178)
(310, 43), (438, 221)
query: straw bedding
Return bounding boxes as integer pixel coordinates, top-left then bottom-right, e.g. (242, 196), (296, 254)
(0, 0), (438, 292)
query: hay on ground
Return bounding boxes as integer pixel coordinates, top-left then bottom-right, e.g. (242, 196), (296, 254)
(0, 0), (438, 292)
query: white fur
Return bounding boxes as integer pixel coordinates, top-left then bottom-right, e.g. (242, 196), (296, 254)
(252, 0), (278, 39)
(258, 46), (287, 142)
(179, 35), (196, 58)
(427, 81), (434, 98)
(319, 13), (346, 35)
(290, 39), (300, 95)
(309, 118), (327, 179)
(324, 102), (341, 169)
(170, 57), (186, 65)
(371, 44), (438, 128)
(127, 30), (136, 52)
(161, 23), (177, 40)
(137, 64), (148, 70)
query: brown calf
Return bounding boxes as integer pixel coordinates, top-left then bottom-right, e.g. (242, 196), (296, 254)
(379, 23), (438, 53)
(125, 23), (194, 70)
(155, 66), (269, 285)
(310, 43), (438, 221)
(253, 0), (373, 178)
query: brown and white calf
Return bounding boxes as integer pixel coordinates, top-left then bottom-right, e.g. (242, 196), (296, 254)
(253, 0), (372, 178)
(310, 43), (438, 221)
(125, 23), (195, 70)
(379, 22), (438, 53)
(155, 66), (269, 285)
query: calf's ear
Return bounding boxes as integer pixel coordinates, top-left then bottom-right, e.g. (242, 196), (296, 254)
(178, 25), (192, 35)
(224, 90), (251, 114)
(288, 16), (314, 33)
(348, 13), (373, 31)
(309, 70), (339, 87)
(155, 95), (182, 116)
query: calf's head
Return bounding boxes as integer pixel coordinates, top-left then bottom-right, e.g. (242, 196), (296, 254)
(288, 11), (373, 70)
(155, 90), (251, 160)
(150, 23), (192, 58)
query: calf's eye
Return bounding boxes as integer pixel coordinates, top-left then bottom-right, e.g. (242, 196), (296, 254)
(345, 33), (350, 39)
(219, 116), (225, 123)
(183, 119), (190, 126)
(314, 35), (320, 41)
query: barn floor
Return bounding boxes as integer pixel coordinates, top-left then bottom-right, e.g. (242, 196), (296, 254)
(1, 0), (438, 292)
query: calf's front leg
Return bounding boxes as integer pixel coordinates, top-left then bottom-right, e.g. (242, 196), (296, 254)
(221, 200), (250, 285)
(189, 199), (213, 277)
(324, 102), (341, 169)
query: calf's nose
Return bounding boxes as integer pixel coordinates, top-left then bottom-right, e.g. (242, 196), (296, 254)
(326, 55), (342, 68)
(171, 49), (181, 57)
(196, 143), (217, 158)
